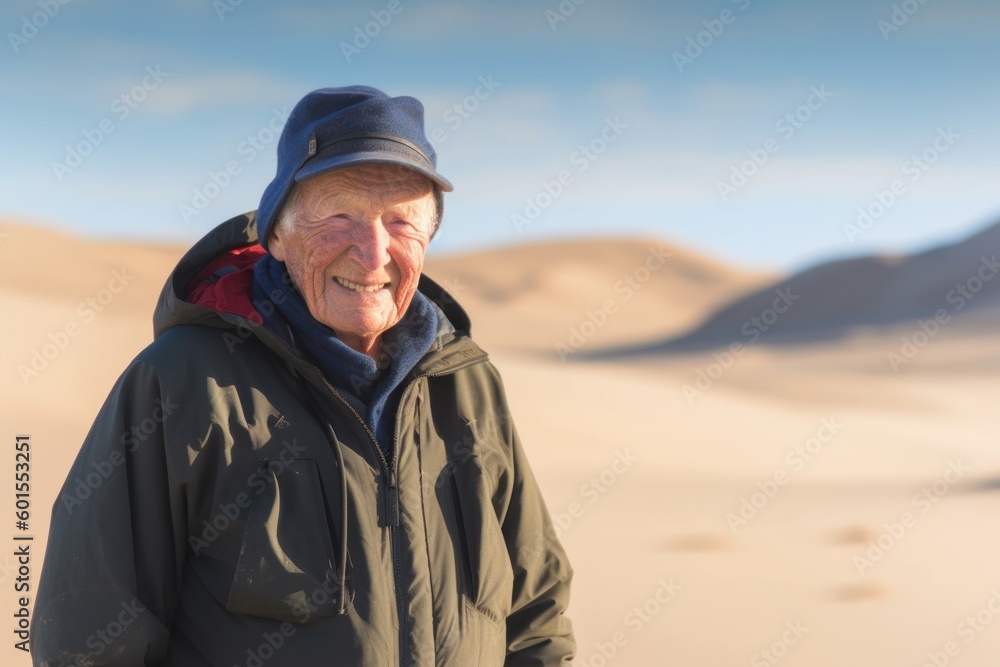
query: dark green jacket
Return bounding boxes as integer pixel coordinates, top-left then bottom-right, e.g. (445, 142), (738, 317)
(32, 213), (575, 666)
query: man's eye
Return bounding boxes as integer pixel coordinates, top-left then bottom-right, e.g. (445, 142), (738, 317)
(316, 214), (351, 225)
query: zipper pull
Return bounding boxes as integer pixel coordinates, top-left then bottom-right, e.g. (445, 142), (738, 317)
(385, 469), (400, 527)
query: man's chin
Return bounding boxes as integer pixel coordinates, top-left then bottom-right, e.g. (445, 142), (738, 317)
(320, 307), (397, 337)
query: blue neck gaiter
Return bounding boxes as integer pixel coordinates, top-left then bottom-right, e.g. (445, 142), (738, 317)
(252, 253), (438, 454)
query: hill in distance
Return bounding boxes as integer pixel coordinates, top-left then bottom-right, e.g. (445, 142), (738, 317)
(423, 237), (774, 355)
(590, 219), (1000, 358)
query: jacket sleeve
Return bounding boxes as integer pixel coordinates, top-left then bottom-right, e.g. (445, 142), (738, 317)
(501, 417), (576, 666)
(32, 359), (186, 666)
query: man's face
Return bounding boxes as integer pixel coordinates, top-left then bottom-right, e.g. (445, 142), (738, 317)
(268, 164), (437, 357)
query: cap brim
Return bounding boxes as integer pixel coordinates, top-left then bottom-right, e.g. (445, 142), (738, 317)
(295, 150), (453, 192)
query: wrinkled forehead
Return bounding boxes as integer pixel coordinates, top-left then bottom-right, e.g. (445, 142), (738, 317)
(300, 163), (434, 205)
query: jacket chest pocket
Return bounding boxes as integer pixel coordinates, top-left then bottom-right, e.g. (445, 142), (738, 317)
(227, 458), (352, 623)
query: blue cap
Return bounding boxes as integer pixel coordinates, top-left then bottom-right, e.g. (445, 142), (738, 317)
(255, 85), (452, 249)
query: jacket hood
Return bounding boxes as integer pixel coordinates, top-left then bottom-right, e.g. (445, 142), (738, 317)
(153, 211), (477, 357)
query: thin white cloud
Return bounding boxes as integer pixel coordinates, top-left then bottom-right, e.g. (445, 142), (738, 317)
(137, 71), (307, 116)
(276, 2), (546, 37)
(688, 80), (814, 113)
(274, 0), (688, 45)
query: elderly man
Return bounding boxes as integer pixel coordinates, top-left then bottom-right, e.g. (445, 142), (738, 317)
(33, 86), (575, 666)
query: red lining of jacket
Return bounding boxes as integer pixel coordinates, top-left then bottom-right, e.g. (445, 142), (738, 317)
(184, 243), (266, 323)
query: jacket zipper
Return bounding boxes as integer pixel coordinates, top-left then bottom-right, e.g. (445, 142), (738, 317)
(449, 476), (477, 601)
(314, 354), (490, 667)
(248, 303), (491, 664)
(323, 384), (407, 667)
(384, 357), (489, 664)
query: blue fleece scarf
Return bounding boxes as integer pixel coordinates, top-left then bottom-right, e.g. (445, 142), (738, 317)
(252, 253), (438, 454)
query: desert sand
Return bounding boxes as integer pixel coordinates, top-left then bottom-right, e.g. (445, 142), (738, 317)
(2, 217), (999, 666)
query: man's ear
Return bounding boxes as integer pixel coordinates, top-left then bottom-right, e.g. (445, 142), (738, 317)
(268, 222), (286, 262)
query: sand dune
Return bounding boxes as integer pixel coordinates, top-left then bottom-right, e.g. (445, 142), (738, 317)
(0, 219), (186, 307)
(594, 218), (1000, 355)
(2, 218), (1000, 666)
(424, 237), (775, 356)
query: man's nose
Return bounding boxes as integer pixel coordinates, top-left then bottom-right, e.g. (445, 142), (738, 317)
(347, 221), (391, 271)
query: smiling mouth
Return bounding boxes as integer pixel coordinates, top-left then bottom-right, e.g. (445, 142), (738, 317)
(335, 276), (388, 293)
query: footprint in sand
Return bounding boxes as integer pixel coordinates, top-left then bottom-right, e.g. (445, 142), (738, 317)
(829, 525), (879, 545)
(830, 582), (887, 601)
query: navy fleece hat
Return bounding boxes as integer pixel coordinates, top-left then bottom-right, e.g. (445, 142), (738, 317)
(255, 85), (452, 250)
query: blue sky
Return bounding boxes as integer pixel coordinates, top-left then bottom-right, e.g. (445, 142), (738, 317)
(1, 0), (998, 271)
